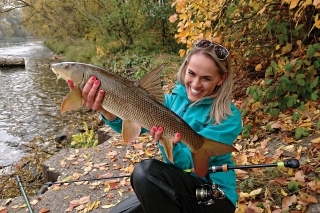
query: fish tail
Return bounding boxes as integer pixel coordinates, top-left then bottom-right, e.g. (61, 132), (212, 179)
(192, 138), (238, 177)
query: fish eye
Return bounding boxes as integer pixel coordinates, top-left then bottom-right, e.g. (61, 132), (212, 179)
(63, 64), (69, 69)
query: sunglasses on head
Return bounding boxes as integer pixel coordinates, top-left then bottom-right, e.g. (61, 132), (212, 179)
(195, 39), (229, 60)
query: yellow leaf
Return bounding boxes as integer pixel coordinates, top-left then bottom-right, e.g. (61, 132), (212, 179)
(281, 188), (288, 196)
(104, 184), (110, 192)
(179, 49), (186, 57)
(299, 122), (313, 127)
(204, 21), (211, 28)
(314, 20), (320, 29)
(249, 188), (262, 196)
(255, 63), (262, 71)
(101, 204), (115, 209)
(281, 43), (293, 55)
(311, 137), (320, 143)
(290, 0), (300, 8)
(258, 4), (268, 15)
(264, 187), (271, 198)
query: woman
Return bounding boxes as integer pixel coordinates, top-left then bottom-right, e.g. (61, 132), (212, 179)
(67, 39), (242, 213)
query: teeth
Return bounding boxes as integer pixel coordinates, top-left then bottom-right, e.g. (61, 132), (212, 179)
(190, 87), (201, 94)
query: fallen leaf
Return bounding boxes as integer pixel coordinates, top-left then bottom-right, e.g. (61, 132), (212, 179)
(132, 143), (143, 149)
(282, 194), (297, 209)
(299, 192), (319, 203)
(39, 208), (50, 213)
(30, 199), (39, 205)
(249, 188), (262, 196)
(101, 204), (115, 209)
(79, 196), (90, 205)
(295, 171), (306, 182)
(0, 206), (8, 213)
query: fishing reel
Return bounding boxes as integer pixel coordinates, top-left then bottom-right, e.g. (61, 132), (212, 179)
(195, 182), (225, 205)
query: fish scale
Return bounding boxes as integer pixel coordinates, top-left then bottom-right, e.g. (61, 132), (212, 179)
(51, 62), (238, 177)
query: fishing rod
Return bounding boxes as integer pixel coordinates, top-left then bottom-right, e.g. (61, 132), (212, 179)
(13, 159), (300, 207)
(208, 158), (300, 172)
(16, 175), (34, 213)
(192, 159), (300, 205)
(183, 159), (300, 174)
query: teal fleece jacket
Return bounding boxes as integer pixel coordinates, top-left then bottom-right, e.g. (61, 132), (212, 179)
(102, 82), (243, 207)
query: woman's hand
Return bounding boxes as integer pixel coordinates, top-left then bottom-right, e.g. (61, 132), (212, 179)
(149, 126), (181, 144)
(66, 77), (117, 121)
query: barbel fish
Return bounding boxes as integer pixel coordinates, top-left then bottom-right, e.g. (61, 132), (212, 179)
(50, 62), (238, 177)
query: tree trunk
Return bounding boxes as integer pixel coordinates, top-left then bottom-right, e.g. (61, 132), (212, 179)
(0, 57), (25, 67)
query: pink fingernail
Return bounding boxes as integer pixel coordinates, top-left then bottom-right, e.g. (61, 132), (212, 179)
(99, 90), (104, 94)
(94, 80), (100, 84)
(176, 133), (181, 138)
(91, 76), (96, 81)
(158, 126), (163, 132)
(67, 79), (71, 84)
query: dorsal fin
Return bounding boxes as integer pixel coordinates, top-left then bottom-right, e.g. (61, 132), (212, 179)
(134, 63), (166, 103)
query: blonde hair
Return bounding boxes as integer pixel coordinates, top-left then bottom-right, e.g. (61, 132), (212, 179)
(176, 44), (233, 124)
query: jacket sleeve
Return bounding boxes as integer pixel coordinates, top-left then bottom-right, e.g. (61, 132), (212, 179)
(158, 142), (193, 170)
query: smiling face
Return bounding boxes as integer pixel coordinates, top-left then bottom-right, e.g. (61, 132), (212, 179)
(184, 53), (227, 102)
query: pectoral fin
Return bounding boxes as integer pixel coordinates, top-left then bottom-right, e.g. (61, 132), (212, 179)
(122, 120), (141, 143)
(61, 87), (83, 114)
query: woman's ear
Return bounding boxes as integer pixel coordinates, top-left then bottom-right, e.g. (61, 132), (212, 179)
(217, 73), (228, 86)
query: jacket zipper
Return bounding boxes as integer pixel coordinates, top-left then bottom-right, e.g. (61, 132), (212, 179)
(181, 102), (191, 117)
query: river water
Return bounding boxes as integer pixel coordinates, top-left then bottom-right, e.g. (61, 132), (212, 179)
(0, 37), (73, 167)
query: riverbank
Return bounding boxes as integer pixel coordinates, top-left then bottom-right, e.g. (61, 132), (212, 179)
(1, 120), (320, 212)
(0, 115), (162, 213)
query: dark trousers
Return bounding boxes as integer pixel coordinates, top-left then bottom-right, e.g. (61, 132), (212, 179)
(110, 159), (235, 213)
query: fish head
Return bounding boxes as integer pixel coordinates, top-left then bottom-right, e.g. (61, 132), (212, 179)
(50, 62), (85, 85)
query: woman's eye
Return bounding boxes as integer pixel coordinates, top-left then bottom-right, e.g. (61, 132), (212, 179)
(188, 70), (195, 75)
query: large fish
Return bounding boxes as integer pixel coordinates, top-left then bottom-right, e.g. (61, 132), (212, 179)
(50, 62), (238, 177)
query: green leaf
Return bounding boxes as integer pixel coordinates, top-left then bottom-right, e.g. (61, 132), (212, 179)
(314, 60), (320, 69)
(313, 43), (320, 50)
(292, 112), (301, 122)
(310, 76), (319, 89)
(288, 181), (300, 192)
(296, 74), (305, 86)
(287, 96), (297, 107)
(265, 79), (273, 85)
(284, 62), (293, 71)
(307, 45), (316, 58)
(295, 127), (309, 139)
(311, 89), (319, 100)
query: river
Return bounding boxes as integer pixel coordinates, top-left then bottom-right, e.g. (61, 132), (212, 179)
(0, 37), (75, 168)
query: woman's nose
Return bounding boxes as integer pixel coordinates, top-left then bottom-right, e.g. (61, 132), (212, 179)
(192, 78), (201, 87)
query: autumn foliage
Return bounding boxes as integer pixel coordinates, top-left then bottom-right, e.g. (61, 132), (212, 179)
(169, 0), (320, 212)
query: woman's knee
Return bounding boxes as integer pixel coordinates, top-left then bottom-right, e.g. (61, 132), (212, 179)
(132, 159), (157, 177)
(131, 159), (162, 186)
